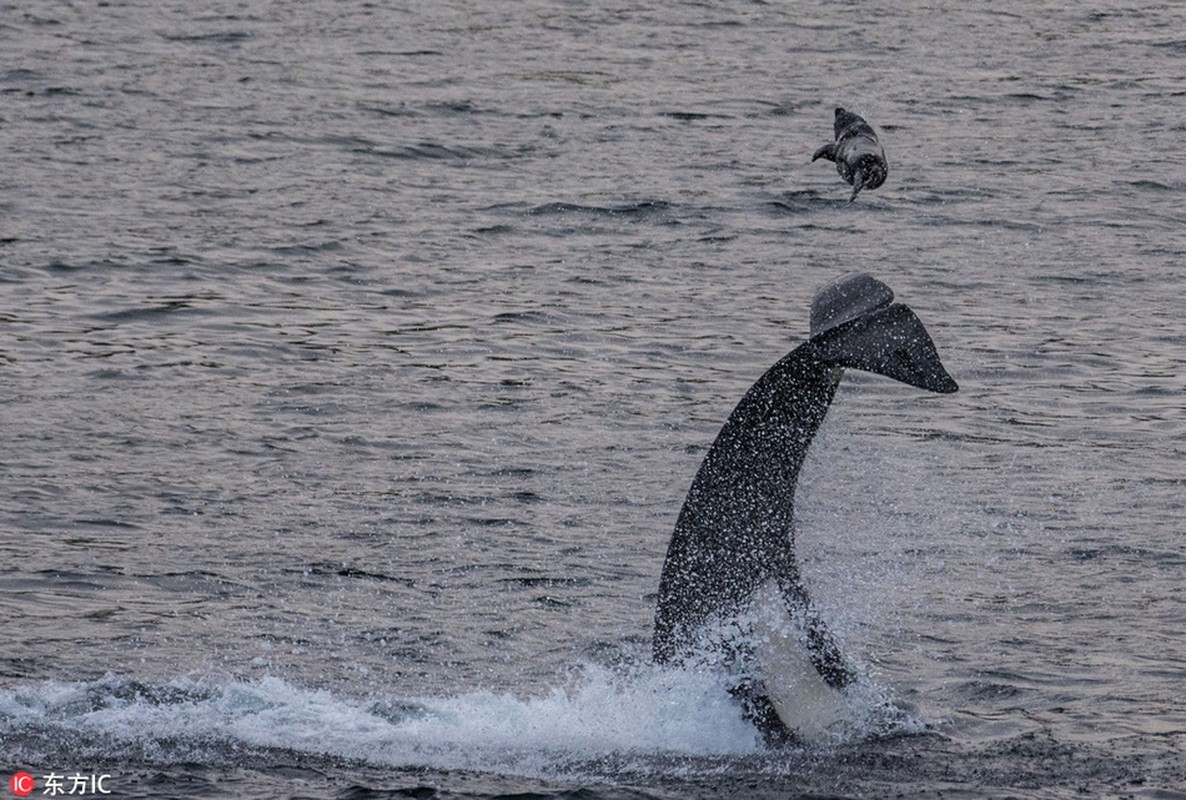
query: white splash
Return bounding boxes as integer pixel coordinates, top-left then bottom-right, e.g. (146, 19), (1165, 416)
(0, 660), (919, 780)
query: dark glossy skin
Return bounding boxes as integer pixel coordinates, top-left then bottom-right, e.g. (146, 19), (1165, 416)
(653, 339), (845, 671)
(652, 286), (956, 742)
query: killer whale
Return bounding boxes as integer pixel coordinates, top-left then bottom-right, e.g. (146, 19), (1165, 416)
(652, 273), (957, 743)
(812, 107), (888, 201)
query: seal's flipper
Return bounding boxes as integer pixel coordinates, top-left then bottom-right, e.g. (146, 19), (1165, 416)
(812, 143), (837, 163)
(850, 155), (888, 202)
(848, 165), (872, 201)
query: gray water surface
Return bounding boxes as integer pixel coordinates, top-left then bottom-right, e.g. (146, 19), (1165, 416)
(3, 2), (1185, 797)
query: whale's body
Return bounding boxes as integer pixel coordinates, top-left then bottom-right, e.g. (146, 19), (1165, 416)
(812, 107), (888, 201)
(652, 273), (957, 743)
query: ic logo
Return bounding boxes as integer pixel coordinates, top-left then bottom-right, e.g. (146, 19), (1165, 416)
(9, 772), (35, 797)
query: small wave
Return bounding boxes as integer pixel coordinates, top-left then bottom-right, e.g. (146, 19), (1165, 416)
(526, 200), (675, 219)
(659, 111), (732, 122)
(89, 300), (194, 323)
(159, 31), (253, 45)
(768, 190), (835, 214)
(361, 140), (526, 162)
(1127, 178), (1183, 192)
(1150, 39), (1186, 53)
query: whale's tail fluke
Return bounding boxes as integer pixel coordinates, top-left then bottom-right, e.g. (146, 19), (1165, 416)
(811, 273), (958, 394)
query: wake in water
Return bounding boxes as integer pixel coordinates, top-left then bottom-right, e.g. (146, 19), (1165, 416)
(1, 658), (923, 784)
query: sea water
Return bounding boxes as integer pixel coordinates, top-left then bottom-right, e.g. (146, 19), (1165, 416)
(2, 1), (1185, 797)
